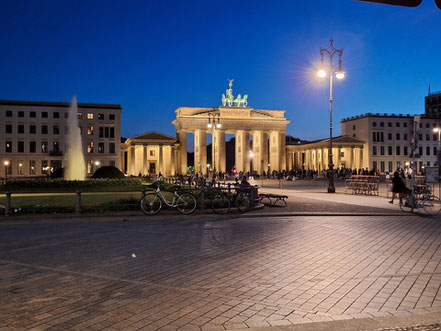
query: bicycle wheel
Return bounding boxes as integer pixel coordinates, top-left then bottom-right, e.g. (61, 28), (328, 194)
(176, 193), (197, 214)
(422, 195), (441, 216)
(235, 192), (250, 213)
(400, 195), (414, 213)
(211, 193), (231, 214)
(140, 193), (162, 215)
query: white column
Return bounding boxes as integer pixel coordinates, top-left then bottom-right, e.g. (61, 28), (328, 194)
(177, 130), (187, 175)
(194, 129), (207, 174)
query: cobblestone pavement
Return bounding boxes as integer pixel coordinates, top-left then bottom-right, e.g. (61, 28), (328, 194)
(1, 215), (441, 330)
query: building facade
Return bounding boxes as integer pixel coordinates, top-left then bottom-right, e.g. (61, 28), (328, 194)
(341, 113), (440, 173)
(0, 100), (122, 177)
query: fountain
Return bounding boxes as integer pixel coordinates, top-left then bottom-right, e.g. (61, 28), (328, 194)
(64, 96), (86, 180)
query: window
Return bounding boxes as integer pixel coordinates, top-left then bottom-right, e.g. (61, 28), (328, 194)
(109, 114), (115, 120)
(426, 134), (430, 141)
(396, 146), (400, 156)
(53, 125), (60, 134)
(388, 146), (393, 155)
(380, 146), (385, 155)
(388, 161), (393, 172)
(396, 133), (400, 140)
(41, 160), (48, 174)
(29, 141), (36, 153)
(41, 125), (48, 134)
(373, 146), (377, 155)
(373, 161), (377, 170)
(426, 123), (430, 128)
(87, 125), (94, 135)
(5, 161), (12, 175)
(404, 133), (408, 141)
(17, 161), (24, 175)
(110, 127), (114, 138)
(18, 141), (24, 153)
(18, 111), (24, 117)
(18, 124), (24, 134)
(64, 112), (69, 119)
(434, 147), (438, 156)
(87, 141), (94, 153)
(380, 161), (385, 172)
(419, 133), (423, 141)
(380, 132), (384, 142)
(77, 112), (83, 119)
(98, 142), (104, 153)
(353, 125), (356, 130)
(41, 142), (48, 153)
(396, 161), (401, 169)
(419, 123), (423, 128)
(5, 141), (12, 153)
(150, 150), (155, 156)
(53, 112), (60, 118)
(53, 141), (60, 152)
(396, 122), (400, 127)
(99, 127), (104, 138)
(427, 146), (431, 156)
(403, 122), (407, 128)
(98, 114), (104, 120)
(404, 146), (408, 156)
(30, 125), (36, 134)
(105, 127), (109, 138)
(65, 126), (69, 135)
(42, 112), (48, 118)
(87, 113), (94, 119)
(5, 124), (12, 133)
(388, 122), (392, 127)
(380, 122), (384, 127)
(388, 133), (392, 140)
(6, 110), (12, 117)
(29, 160), (36, 175)
(419, 146), (423, 156)
(434, 134), (438, 141)
(109, 143), (115, 154)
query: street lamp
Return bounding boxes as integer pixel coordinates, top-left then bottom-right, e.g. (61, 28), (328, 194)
(317, 38), (345, 193)
(207, 112), (221, 172)
(249, 151), (254, 175)
(433, 127), (441, 197)
(4, 161), (9, 181)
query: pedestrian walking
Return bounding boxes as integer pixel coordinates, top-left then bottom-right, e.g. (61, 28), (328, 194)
(389, 171), (408, 204)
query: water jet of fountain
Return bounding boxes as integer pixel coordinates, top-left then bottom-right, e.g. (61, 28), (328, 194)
(64, 96), (86, 180)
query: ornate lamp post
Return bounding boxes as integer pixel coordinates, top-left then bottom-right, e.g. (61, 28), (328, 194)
(317, 38), (345, 193)
(207, 112), (221, 173)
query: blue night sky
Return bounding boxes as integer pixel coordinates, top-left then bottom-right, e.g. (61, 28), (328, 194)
(0, 0), (440, 142)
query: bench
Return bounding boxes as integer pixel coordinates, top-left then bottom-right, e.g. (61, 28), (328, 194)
(345, 175), (379, 196)
(259, 193), (288, 207)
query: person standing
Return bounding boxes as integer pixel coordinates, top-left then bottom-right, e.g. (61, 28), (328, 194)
(389, 171), (407, 204)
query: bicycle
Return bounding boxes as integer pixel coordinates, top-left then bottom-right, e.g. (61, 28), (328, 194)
(140, 185), (197, 215)
(400, 185), (441, 215)
(210, 187), (250, 214)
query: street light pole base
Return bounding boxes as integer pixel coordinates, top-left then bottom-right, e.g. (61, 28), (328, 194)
(327, 187), (336, 193)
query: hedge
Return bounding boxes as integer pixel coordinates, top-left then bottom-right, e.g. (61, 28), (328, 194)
(2, 178), (144, 190)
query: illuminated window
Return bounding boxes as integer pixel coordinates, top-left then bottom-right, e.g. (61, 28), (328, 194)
(88, 141), (94, 153)
(87, 113), (94, 120)
(150, 150), (155, 156)
(17, 161), (24, 175)
(77, 112), (83, 119)
(41, 142), (48, 153)
(87, 125), (94, 135)
(29, 160), (36, 175)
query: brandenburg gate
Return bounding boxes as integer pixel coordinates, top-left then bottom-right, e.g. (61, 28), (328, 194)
(172, 80), (290, 175)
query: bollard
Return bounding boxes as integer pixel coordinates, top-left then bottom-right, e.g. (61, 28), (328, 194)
(75, 190), (82, 214)
(249, 187), (255, 208)
(5, 191), (11, 216)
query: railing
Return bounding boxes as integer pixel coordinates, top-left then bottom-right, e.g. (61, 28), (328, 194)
(345, 175), (380, 196)
(49, 150), (63, 156)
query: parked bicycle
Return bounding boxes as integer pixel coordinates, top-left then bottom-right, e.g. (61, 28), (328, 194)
(210, 188), (250, 214)
(400, 185), (441, 215)
(140, 185), (197, 215)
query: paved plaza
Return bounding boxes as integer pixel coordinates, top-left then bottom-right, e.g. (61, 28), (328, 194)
(2, 213), (441, 330)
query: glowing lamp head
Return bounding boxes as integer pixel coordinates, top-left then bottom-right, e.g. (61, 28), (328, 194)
(317, 69), (327, 78)
(4, 161), (9, 166)
(207, 123), (212, 129)
(433, 127), (440, 133)
(94, 161), (100, 166)
(335, 70), (345, 80)
(216, 123), (221, 128)
(249, 151), (254, 158)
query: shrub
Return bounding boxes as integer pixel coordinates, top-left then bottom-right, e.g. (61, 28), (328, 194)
(92, 166), (125, 179)
(50, 167), (64, 179)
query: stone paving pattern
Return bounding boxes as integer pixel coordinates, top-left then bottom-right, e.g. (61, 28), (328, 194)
(1, 214), (441, 330)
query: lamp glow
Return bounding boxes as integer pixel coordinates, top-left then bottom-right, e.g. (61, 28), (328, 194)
(317, 69), (327, 78)
(433, 127), (440, 133)
(4, 161), (9, 166)
(216, 123), (221, 128)
(207, 123), (212, 129)
(335, 71), (345, 80)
